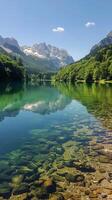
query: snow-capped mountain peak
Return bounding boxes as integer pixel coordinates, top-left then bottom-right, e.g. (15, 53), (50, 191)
(23, 46), (46, 59)
(22, 43), (74, 68)
(0, 34), (74, 71)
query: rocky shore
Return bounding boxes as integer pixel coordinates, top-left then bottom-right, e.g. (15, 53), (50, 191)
(0, 118), (112, 200)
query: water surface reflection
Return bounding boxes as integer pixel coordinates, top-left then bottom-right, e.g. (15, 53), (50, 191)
(0, 83), (112, 199)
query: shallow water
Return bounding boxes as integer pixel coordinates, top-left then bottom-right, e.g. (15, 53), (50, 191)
(0, 83), (112, 199)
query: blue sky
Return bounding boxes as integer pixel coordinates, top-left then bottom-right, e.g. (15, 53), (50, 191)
(0, 0), (112, 60)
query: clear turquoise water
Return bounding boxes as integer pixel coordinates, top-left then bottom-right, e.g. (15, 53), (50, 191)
(0, 83), (112, 199)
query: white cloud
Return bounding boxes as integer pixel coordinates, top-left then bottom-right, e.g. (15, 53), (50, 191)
(52, 27), (64, 32)
(85, 22), (96, 28)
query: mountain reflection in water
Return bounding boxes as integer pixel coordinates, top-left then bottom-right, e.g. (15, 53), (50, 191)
(0, 83), (71, 121)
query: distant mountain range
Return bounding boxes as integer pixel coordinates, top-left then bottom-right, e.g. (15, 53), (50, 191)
(22, 43), (74, 68)
(54, 31), (112, 82)
(0, 35), (20, 50)
(0, 35), (74, 73)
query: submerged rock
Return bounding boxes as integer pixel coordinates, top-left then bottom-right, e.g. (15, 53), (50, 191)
(50, 193), (64, 200)
(65, 173), (85, 183)
(0, 160), (9, 169)
(100, 179), (112, 190)
(48, 168), (57, 174)
(56, 162), (64, 169)
(13, 183), (29, 195)
(99, 156), (111, 163)
(0, 172), (12, 182)
(39, 144), (52, 154)
(108, 172), (112, 182)
(36, 187), (48, 199)
(33, 180), (44, 187)
(52, 174), (65, 182)
(101, 193), (107, 198)
(18, 166), (34, 176)
(43, 178), (56, 193)
(10, 193), (28, 200)
(75, 163), (96, 173)
(11, 175), (24, 186)
(99, 167), (106, 173)
(55, 147), (64, 155)
(85, 189), (90, 195)
(63, 160), (74, 167)
(25, 173), (39, 183)
(0, 183), (12, 198)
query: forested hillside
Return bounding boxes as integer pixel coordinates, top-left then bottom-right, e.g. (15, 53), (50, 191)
(0, 48), (25, 81)
(53, 45), (112, 82)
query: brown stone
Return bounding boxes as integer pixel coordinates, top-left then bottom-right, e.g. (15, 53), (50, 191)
(44, 178), (56, 193)
(85, 189), (90, 195)
(10, 193), (28, 200)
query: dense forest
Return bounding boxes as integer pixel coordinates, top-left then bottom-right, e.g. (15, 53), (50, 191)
(0, 48), (56, 82)
(0, 48), (25, 81)
(53, 45), (112, 83)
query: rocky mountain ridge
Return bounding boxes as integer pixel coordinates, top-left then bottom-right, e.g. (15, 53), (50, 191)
(91, 31), (112, 52)
(22, 43), (74, 68)
(0, 35), (74, 72)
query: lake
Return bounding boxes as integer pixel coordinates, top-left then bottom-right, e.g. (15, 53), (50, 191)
(0, 82), (112, 199)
